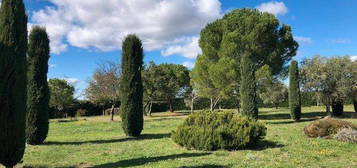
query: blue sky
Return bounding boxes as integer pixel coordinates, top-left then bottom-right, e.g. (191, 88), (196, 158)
(21, 0), (357, 97)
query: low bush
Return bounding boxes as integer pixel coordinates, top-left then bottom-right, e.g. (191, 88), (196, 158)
(76, 109), (88, 117)
(304, 117), (357, 138)
(171, 111), (267, 151)
(334, 128), (357, 143)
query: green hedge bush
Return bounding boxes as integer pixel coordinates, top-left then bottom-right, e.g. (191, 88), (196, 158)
(171, 111), (266, 151)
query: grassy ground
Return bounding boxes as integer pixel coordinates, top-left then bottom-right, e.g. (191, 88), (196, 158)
(10, 106), (357, 168)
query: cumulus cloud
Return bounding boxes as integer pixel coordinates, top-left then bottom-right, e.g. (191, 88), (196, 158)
(161, 36), (201, 59)
(350, 56), (357, 61)
(182, 61), (195, 69)
(294, 36), (312, 44)
(256, 1), (288, 16)
(31, 0), (221, 55)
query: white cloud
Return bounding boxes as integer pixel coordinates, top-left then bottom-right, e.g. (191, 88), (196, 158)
(256, 1), (288, 16)
(350, 56), (357, 61)
(294, 36), (312, 44)
(161, 36), (201, 59)
(62, 77), (80, 85)
(49, 63), (57, 68)
(182, 61), (195, 69)
(31, 0), (221, 55)
(330, 39), (351, 44)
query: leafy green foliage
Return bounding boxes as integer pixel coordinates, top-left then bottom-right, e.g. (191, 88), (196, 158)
(49, 79), (75, 117)
(142, 62), (190, 113)
(172, 111), (266, 151)
(301, 56), (357, 115)
(304, 117), (357, 138)
(192, 9), (298, 111)
(0, 0), (28, 167)
(289, 61), (301, 121)
(240, 54), (258, 119)
(26, 26), (50, 145)
(120, 35), (144, 137)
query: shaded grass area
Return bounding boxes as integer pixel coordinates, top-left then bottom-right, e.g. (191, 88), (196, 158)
(8, 106), (357, 168)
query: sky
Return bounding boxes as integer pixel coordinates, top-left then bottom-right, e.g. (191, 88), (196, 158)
(18, 0), (357, 97)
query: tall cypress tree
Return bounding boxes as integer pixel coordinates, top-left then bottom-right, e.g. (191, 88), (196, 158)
(240, 53), (258, 120)
(120, 35), (144, 137)
(0, 0), (28, 167)
(26, 26), (50, 145)
(289, 61), (301, 121)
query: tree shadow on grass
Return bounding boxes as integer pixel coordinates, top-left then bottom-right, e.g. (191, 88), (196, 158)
(259, 111), (327, 120)
(247, 140), (284, 151)
(44, 133), (170, 145)
(266, 118), (318, 125)
(92, 153), (211, 168)
(178, 164), (229, 168)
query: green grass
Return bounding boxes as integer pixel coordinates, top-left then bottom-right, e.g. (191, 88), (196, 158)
(10, 106), (357, 168)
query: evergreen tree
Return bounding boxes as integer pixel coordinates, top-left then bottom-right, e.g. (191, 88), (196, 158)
(289, 61), (301, 121)
(26, 26), (50, 145)
(240, 53), (258, 119)
(120, 35), (144, 137)
(0, 0), (28, 167)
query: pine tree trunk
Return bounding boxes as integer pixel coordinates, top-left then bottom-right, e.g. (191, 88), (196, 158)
(149, 101), (153, 116)
(191, 98), (194, 114)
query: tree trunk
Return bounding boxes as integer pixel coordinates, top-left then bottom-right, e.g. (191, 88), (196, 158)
(210, 97), (214, 111)
(148, 101), (153, 116)
(191, 97), (194, 114)
(110, 104), (115, 121)
(168, 99), (174, 112)
(326, 104), (331, 116)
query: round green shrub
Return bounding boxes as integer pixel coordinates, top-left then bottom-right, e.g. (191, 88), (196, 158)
(171, 111), (267, 151)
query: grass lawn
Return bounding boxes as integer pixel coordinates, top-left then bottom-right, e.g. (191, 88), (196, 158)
(10, 106), (357, 168)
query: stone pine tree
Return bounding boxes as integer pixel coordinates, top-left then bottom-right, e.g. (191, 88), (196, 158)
(0, 0), (28, 167)
(240, 53), (258, 120)
(26, 26), (50, 145)
(120, 35), (144, 137)
(289, 61), (301, 121)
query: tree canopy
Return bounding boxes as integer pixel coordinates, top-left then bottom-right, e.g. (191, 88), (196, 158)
(49, 79), (75, 117)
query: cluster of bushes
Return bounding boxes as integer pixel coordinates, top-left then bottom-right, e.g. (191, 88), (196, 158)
(171, 111), (266, 151)
(304, 117), (357, 142)
(50, 100), (112, 118)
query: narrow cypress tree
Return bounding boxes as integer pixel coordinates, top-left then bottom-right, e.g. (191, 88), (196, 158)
(120, 35), (144, 137)
(332, 99), (343, 116)
(240, 53), (258, 120)
(26, 26), (50, 145)
(289, 61), (301, 121)
(0, 0), (28, 167)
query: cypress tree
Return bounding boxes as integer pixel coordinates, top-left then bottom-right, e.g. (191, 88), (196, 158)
(26, 26), (50, 145)
(240, 53), (258, 120)
(332, 99), (343, 116)
(0, 0), (28, 167)
(120, 35), (144, 137)
(289, 61), (301, 121)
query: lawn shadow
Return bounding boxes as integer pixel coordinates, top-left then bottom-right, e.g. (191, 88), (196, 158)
(178, 164), (229, 168)
(266, 118), (318, 125)
(259, 113), (291, 120)
(247, 140), (284, 151)
(44, 133), (170, 145)
(92, 153), (211, 168)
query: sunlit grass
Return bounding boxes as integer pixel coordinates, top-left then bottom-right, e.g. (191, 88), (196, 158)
(8, 106), (357, 168)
